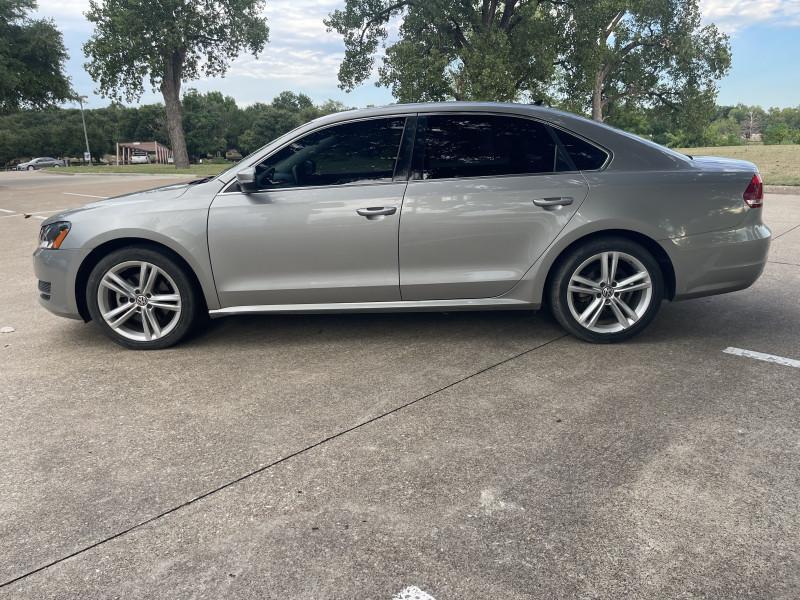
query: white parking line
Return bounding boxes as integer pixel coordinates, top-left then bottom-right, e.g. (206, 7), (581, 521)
(63, 192), (108, 199)
(0, 208), (70, 219)
(33, 215), (47, 220)
(723, 347), (800, 369)
(392, 586), (437, 600)
(0, 208), (14, 213)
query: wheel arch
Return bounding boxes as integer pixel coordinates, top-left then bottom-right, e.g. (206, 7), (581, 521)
(543, 229), (676, 303)
(75, 238), (210, 321)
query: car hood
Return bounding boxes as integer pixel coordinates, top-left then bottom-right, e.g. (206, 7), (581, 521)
(690, 155), (758, 172)
(41, 179), (213, 225)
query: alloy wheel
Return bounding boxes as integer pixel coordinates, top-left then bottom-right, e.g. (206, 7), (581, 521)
(96, 260), (182, 342)
(566, 251), (653, 334)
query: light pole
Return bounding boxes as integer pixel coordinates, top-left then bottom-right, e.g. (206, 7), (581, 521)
(77, 96), (92, 165)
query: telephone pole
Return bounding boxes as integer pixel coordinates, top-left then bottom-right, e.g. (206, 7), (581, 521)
(77, 96), (92, 165)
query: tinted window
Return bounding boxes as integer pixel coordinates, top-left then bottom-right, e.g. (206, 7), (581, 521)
(415, 115), (562, 180)
(254, 117), (406, 189)
(554, 129), (608, 170)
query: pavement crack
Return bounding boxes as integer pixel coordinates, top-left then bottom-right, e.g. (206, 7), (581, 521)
(768, 260), (800, 267)
(0, 333), (567, 589)
(773, 222), (800, 240)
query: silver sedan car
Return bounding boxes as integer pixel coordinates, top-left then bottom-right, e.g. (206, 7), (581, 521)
(34, 102), (771, 349)
(18, 157), (66, 170)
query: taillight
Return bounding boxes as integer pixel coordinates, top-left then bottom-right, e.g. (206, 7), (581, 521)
(743, 173), (763, 208)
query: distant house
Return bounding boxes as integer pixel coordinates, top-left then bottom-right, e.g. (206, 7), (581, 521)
(116, 141), (172, 165)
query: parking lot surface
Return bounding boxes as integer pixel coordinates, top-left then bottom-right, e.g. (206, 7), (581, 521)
(1, 171), (798, 599)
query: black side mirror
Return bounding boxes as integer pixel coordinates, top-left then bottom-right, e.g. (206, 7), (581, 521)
(236, 166), (258, 193)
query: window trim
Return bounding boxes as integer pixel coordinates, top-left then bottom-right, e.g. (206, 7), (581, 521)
(408, 111), (611, 183)
(225, 114), (414, 194)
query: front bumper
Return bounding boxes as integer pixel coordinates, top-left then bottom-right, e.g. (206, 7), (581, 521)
(33, 248), (87, 320)
(665, 221), (772, 300)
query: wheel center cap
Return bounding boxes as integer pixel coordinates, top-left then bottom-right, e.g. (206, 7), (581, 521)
(601, 286), (614, 299)
(135, 295), (148, 307)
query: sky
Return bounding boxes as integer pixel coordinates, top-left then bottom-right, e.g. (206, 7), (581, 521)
(35, 0), (800, 110)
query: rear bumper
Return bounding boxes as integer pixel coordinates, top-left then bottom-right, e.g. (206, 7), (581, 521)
(664, 221), (771, 300)
(33, 248), (87, 320)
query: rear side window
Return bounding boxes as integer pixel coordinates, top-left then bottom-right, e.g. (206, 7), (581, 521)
(255, 117), (406, 189)
(415, 115), (563, 180)
(553, 129), (608, 171)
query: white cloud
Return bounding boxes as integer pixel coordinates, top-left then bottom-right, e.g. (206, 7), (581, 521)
(229, 45), (344, 83)
(701, 0), (800, 32)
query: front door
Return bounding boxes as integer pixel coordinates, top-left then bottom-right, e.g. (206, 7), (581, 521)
(209, 116), (410, 307)
(399, 113), (590, 300)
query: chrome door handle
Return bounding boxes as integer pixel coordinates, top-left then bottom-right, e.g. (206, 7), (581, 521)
(533, 196), (574, 207)
(356, 206), (397, 218)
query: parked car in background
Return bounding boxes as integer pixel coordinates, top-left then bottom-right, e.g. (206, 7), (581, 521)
(33, 102), (771, 349)
(17, 157), (66, 170)
(130, 150), (151, 164)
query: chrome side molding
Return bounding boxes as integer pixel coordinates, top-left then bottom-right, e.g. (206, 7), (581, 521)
(209, 297), (533, 317)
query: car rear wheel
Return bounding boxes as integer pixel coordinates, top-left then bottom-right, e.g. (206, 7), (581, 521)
(87, 247), (201, 349)
(548, 237), (664, 343)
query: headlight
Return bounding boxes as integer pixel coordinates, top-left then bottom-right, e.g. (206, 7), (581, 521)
(39, 221), (71, 249)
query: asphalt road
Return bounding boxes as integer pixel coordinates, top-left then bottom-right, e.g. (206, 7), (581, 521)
(1, 171), (798, 599)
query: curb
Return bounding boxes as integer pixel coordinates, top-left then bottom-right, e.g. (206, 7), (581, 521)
(765, 185), (800, 196)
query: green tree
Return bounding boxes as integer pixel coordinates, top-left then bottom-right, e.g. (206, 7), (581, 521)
(83, 0), (269, 167)
(0, 0), (72, 112)
(325, 0), (563, 102)
(763, 122), (793, 145)
(182, 90), (242, 159)
(559, 0), (731, 122)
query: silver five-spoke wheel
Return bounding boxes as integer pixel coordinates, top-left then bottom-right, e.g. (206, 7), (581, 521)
(566, 251), (653, 334)
(96, 260), (182, 342)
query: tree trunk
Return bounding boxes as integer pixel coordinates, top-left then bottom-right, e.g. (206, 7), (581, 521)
(160, 51), (190, 168)
(591, 69), (605, 122)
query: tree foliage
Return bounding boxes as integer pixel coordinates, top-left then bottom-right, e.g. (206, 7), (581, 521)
(0, 91), (351, 167)
(83, 0), (269, 167)
(0, 0), (72, 113)
(561, 0), (731, 121)
(325, 0), (562, 102)
(326, 0), (731, 121)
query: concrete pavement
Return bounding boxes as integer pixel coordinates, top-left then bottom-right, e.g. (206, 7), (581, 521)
(1, 172), (798, 599)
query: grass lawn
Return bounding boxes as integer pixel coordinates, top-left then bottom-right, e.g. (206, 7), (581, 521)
(679, 144), (800, 186)
(54, 164), (228, 176)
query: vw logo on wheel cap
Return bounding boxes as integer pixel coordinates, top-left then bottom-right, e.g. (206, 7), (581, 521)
(135, 295), (148, 306)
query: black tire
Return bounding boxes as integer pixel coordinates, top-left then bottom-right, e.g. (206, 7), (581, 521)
(548, 237), (664, 343)
(86, 246), (202, 349)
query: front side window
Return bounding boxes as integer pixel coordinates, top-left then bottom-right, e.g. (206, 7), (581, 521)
(415, 114), (566, 180)
(253, 117), (406, 190)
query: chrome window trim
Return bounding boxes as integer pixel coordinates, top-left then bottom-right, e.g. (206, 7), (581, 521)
(215, 179), (407, 197)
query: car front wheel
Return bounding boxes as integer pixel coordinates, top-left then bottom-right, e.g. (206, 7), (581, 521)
(86, 247), (201, 349)
(548, 237), (664, 343)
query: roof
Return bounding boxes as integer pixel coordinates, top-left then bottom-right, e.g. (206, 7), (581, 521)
(226, 101), (689, 180)
(117, 141), (169, 151)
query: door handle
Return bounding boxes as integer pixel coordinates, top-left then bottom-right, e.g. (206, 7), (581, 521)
(533, 196), (574, 207)
(356, 206), (397, 219)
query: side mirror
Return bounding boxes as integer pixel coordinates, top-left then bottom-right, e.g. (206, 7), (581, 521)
(236, 166), (258, 193)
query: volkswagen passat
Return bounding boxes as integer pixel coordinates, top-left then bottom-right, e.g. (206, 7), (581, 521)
(33, 103), (771, 349)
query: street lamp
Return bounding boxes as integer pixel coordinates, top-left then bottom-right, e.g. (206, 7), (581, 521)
(77, 95), (92, 165)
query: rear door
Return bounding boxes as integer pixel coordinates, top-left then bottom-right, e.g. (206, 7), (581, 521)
(399, 113), (590, 300)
